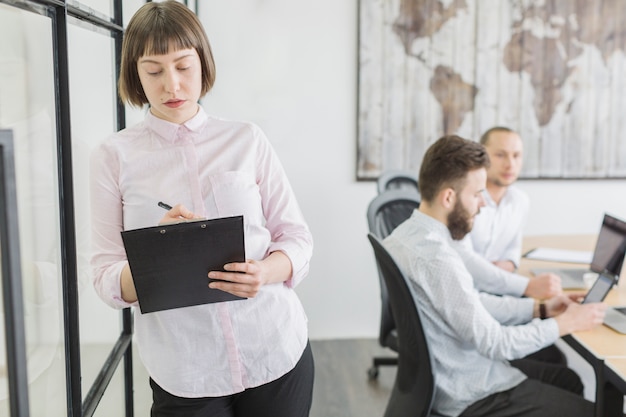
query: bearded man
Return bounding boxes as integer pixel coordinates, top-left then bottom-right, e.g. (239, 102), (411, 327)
(383, 135), (605, 417)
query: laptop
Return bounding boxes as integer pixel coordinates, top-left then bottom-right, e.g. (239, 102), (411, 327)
(532, 213), (626, 289)
(581, 271), (626, 334)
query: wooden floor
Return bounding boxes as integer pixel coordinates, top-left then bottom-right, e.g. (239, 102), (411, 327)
(309, 338), (396, 417)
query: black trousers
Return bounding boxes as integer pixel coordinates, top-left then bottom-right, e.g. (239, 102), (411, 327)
(524, 344), (567, 365)
(459, 358), (594, 417)
(150, 341), (314, 417)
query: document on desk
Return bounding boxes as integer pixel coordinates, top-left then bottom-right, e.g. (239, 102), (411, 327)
(121, 215), (246, 314)
(523, 247), (593, 264)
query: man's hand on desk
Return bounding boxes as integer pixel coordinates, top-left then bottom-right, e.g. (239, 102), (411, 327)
(543, 293), (586, 316)
(552, 301), (607, 336)
(524, 272), (562, 299)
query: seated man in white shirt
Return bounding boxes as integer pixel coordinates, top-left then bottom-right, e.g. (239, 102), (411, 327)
(469, 126), (527, 272)
(384, 135), (606, 417)
(456, 127), (564, 363)
(458, 126), (561, 299)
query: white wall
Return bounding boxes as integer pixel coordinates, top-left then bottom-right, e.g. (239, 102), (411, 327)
(7, 1), (619, 344)
(518, 180), (626, 235)
(197, 1), (626, 340)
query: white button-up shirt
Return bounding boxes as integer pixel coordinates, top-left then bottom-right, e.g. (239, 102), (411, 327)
(468, 186), (529, 267)
(90, 107), (313, 397)
(452, 238), (530, 297)
(384, 210), (558, 417)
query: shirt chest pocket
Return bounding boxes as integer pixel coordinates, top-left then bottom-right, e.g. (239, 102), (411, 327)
(209, 171), (264, 224)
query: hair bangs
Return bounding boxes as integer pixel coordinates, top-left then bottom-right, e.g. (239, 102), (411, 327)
(141, 25), (197, 58)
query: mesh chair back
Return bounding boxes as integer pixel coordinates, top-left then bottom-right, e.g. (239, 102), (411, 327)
(367, 190), (421, 239)
(377, 169), (420, 195)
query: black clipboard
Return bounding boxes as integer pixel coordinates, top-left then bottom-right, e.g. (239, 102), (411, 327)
(121, 215), (246, 314)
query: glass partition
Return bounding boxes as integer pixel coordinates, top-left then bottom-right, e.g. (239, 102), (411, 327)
(0, 1), (205, 414)
(66, 19), (122, 403)
(0, 3), (67, 416)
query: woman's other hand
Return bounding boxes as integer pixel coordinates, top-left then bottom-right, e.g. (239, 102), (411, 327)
(207, 251), (293, 298)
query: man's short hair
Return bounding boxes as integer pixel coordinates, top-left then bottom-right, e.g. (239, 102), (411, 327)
(418, 135), (490, 203)
(118, 1), (216, 107)
(479, 126), (515, 146)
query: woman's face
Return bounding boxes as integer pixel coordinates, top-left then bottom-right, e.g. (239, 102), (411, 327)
(137, 46), (202, 124)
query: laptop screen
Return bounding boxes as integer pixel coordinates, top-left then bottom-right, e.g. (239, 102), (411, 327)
(590, 213), (626, 277)
(582, 272), (615, 304)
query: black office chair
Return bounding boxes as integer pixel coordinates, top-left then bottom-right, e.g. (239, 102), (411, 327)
(376, 169), (420, 196)
(366, 190), (420, 379)
(367, 233), (441, 417)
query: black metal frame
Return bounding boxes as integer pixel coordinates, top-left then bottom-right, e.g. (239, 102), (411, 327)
(562, 335), (624, 417)
(0, 130), (31, 417)
(602, 359), (626, 417)
(0, 1), (131, 416)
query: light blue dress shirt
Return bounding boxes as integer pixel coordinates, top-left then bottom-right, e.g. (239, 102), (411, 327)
(384, 210), (559, 417)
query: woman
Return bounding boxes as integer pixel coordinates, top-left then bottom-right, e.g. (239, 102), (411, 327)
(90, 2), (314, 416)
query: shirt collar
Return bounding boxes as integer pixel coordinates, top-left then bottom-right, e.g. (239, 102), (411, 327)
(411, 209), (453, 241)
(483, 187), (515, 208)
(145, 106), (208, 142)
(482, 189), (497, 208)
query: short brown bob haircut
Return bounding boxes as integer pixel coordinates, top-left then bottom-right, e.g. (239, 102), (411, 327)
(418, 135), (490, 203)
(118, 1), (216, 107)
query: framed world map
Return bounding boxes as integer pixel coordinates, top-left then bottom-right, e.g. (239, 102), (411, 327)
(357, 0), (626, 180)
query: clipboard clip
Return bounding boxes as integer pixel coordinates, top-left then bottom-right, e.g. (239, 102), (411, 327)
(159, 222), (208, 234)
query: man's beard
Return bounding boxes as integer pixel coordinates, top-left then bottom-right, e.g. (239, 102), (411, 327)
(447, 199), (475, 240)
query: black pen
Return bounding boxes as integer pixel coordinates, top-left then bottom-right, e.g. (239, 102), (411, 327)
(158, 201), (173, 211)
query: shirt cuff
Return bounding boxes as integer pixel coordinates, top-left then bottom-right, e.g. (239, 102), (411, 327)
(267, 242), (310, 288)
(509, 273), (530, 297)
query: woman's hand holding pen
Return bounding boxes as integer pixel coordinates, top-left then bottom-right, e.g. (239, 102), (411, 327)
(208, 251), (293, 298)
(158, 202), (199, 224)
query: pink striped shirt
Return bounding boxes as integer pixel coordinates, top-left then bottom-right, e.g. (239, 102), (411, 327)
(90, 107), (313, 397)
